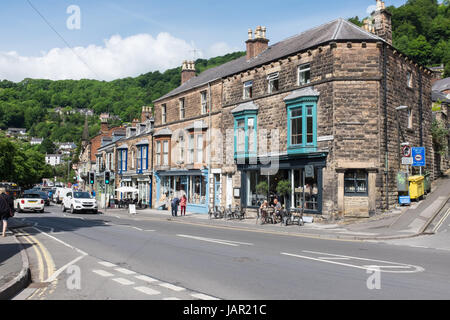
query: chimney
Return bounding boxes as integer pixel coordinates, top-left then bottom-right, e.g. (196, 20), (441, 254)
(181, 60), (196, 85)
(246, 26), (269, 60)
(132, 118), (140, 128)
(366, 0), (392, 45)
(141, 106), (152, 122)
(100, 118), (109, 133)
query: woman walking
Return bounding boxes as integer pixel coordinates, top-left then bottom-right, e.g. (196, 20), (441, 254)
(0, 188), (14, 238)
(180, 195), (187, 216)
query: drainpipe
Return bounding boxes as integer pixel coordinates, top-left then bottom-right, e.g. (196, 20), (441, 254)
(418, 72), (424, 177)
(208, 82), (212, 210)
(383, 43), (389, 211)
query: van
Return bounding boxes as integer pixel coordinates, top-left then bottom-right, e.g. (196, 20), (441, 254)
(53, 188), (72, 204)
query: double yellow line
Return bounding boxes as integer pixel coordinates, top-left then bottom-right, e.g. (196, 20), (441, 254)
(17, 228), (56, 299)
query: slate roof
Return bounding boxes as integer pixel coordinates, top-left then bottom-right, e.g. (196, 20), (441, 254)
(284, 87), (320, 101)
(184, 120), (209, 131)
(154, 19), (383, 103)
(433, 90), (450, 104)
(432, 77), (450, 93)
(154, 128), (173, 137)
(232, 102), (260, 114)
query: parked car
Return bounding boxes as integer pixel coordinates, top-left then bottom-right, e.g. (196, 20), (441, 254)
(14, 193), (45, 213)
(62, 191), (98, 214)
(25, 190), (50, 206)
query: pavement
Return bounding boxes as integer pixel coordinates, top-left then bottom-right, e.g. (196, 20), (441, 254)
(0, 223), (30, 300)
(1, 172), (449, 300)
(103, 171), (450, 241)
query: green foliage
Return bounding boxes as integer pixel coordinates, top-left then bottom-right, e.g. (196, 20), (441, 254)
(0, 52), (242, 147)
(256, 181), (269, 196)
(431, 119), (449, 156)
(276, 180), (292, 196)
(0, 135), (53, 188)
(349, 0), (449, 69)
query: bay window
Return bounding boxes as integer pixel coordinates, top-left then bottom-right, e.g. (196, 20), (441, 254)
(286, 99), (317, 153)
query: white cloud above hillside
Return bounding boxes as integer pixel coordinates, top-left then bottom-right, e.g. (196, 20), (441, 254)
(0, 33), (236, 82)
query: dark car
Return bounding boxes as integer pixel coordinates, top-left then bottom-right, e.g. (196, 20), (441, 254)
(25, 190), (50, 206)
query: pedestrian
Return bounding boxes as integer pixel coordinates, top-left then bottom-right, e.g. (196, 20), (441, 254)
(180, 195), (187, 216)
(0, 188), (15, 238)
(171, 196), (180, 217)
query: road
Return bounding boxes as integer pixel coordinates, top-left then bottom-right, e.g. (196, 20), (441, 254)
(11, 204), (450, 300)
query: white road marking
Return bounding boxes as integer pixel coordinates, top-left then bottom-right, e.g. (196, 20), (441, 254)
(46, 255), (86, 283)
(115, 268), (136, 275)
(135, 275), (159, 283)
(93, 270), (114, 277)
(158, 283), (186, 292)
(191, 293), (220, 300)
(409, 245), (429, 249)
(98, 261), (117, 268)
(134, 287), (161, 296)
(112, 278), (135, 286)
(177, 234), (253, 247)
(432, 208), (450, 232)
(163, 297), (181, 300)
(281, 250), (425, 273)
(32, 226), (88, 256)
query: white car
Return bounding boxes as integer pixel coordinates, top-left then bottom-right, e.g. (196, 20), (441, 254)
(62, 191), (98, 214)
(15, 193), (45, 213)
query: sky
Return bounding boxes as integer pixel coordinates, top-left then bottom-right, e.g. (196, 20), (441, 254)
(0, 0), (409, 82)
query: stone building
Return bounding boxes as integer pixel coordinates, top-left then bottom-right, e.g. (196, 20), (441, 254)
(78, 117), (125, 192)
(113, 113), (154, 207)
(150, 1), (434, 218)
(152, 61), (225, 213)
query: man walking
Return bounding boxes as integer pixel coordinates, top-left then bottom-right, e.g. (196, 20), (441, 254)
(0, 188), (14, 237)
(171, 196), (180, 217)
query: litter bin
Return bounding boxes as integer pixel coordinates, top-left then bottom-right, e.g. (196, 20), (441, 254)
(409, 175), (424, 200)
(423, 172), (431, 194)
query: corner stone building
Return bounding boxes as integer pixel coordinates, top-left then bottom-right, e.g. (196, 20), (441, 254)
(153, 4), (434, 218)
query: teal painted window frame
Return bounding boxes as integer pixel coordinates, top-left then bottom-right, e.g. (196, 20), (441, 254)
(286, 96), (318, 154)
(233, 111), (258, 159)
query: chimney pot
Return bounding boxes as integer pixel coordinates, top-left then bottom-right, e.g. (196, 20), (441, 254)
(245, 26), (269, 60)
(181, 60), (196, 84)
(248, 29), (253, 40)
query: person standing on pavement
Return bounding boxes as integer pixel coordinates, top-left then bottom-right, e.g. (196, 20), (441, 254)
(0, 188), (14, 238)
(180, 195), (187, 216)
(171, 196), (180, 217)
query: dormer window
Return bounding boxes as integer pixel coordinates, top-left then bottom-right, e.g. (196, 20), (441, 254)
(126, 127), (136, 138)
(298, 64), (311, 86)
(268, 72), (279, 94)
(243, 81), (253, 99)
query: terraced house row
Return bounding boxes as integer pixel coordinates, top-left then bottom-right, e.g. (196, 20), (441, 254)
(80, 1), (437, 219)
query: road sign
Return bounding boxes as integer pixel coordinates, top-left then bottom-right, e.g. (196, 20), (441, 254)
(412, 147), (426, 167)
(402, 145), (411, 158)
(402, 157), (413, 165)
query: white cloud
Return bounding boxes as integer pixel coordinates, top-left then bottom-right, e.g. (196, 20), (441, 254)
(0, 33), (206, 82)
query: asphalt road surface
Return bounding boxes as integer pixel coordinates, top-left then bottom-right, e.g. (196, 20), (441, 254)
(11, 204), (450, 300)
